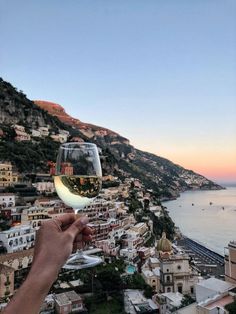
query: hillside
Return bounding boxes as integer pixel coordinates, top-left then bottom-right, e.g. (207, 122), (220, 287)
(0, 78), (222, 199)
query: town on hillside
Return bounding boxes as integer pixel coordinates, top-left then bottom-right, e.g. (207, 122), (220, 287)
(0, 158), (236, 314)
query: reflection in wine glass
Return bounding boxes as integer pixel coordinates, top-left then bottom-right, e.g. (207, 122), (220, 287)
(54, 142), (102, 269)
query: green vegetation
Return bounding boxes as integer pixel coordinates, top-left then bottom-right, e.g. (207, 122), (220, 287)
(123, 273), (154, 298)
(0, 137), (60, 173)
(225, 299), (236, 314)
(151, 209), (175, 240)
(85, 293), (125, 314)
(180, 294), (195, 307)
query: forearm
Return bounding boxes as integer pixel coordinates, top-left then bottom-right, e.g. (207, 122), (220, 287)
(3, 266), (57, 314)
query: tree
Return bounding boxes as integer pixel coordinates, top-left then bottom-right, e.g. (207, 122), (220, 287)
(225, 299), (236, 314)
(180, 294), (195, 308)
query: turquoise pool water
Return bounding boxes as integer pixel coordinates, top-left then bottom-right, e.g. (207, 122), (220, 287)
(126, 264), (136, 274)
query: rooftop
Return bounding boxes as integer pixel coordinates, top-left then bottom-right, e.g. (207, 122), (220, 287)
(197, 278), (236, 293)
(54, 293), (70, 306)
(162, 292), (183, 306)
(0, 264), (15, 275)
(205, 295), (234, 310)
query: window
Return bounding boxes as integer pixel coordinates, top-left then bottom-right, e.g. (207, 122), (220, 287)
(166, 276), (170, 283)
(191, 286), (194, 294)
(177, 265), (181, 270)
(167, 287), (171, 292)
(166, 268), (169, 272)
(177, 284), (183, 294)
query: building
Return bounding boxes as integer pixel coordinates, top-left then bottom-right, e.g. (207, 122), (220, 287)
(88, 219), (111, 242)
(0, 249), (34, 271)
(196, 294), (235, 314)
(54, 291), (84, 314)
(13, 124), (31, 141)
(142, 268), (160, 292)
(160, 254), (199, 294)
(38, 126), (49, 137)
(50, 134), (68, 143)
(0, 225), (35, 253)
(21, 206), (50, 228)
(124, 289), (158, 313)
(120, 248), (137, 260)
(225, 240), (236, 284)
(130, 222), (148, 236)
(0, 162), (18, 187)
(83, 199), (111, 221)
(155, 292), (183, 314)
(95, 238), (120, 256)
(158, 233), (198, 294)
(31, 129), (41, 137)
(0, 193), (15, 208)
(48, 162), (73, 176)
(33, 181), (55, 194)
(122, 230), (143, 250)
(195, 278), (235, 303)
(0, 264), (15, 301)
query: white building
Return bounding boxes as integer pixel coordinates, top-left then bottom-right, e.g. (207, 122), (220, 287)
(142, 267), (160, 292)
(130, 222), (148, 236)
(0, 193), (15, 208)
(124, 289), (158, 313)
(123, 230), (143, 249)
(0, 225), (35, 253)
(50, 133), (68, 143)
(31, 129), (41, 137)
(120, 248), (137, 260)
(195, 277), (235, 303)
(33, 181), (55, 194)
(21, 206), (50, 228)
(13, 124), (31, 141)
(160, 254), (199, 294)
(156, 292), (183, 314)
(38, 126), (49, 137)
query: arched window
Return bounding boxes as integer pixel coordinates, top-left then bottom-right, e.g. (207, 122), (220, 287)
(166, 275), (170, 283)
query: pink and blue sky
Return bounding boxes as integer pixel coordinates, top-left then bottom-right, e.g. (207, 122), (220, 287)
(1, 1), (235, 183)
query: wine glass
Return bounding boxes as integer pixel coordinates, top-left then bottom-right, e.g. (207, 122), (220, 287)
(54, 142), (102, 269)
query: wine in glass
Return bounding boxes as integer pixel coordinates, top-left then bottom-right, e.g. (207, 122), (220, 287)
(54, 142), (102, 269)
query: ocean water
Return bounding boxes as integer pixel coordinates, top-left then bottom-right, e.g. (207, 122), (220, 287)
(164, 186), (236, 255)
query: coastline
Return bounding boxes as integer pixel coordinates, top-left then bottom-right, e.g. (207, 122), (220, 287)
(164, 186), (236, 256)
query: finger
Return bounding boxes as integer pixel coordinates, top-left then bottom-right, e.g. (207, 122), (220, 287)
(56, 213), (76, 227)
(75, 234), (92, 242)
(81, 226), (94, 236)
(65, 216), (89, 239)
(82, 234), (92, 242)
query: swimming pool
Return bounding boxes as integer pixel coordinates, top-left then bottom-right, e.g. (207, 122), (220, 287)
(126, 264), (136, 274)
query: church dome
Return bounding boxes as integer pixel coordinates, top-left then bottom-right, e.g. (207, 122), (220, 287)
(157, 232), (172, 252)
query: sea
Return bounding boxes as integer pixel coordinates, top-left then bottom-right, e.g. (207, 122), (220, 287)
(164, 185), (236, 256)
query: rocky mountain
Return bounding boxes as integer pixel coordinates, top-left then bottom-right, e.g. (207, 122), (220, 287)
(0, 78), (222, 199)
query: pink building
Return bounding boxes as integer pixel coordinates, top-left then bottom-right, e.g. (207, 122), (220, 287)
(54, 291), (84, 314)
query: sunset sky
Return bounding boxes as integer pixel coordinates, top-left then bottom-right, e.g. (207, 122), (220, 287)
(1, 1), (236, 183)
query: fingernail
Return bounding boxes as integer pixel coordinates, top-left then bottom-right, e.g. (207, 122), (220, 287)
(80, 216), (89, 225)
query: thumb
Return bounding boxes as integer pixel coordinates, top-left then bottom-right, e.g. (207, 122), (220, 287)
(65, 216), (89, 239)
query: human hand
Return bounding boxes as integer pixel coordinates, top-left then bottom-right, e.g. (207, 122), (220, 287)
(30, 214), (92, 283)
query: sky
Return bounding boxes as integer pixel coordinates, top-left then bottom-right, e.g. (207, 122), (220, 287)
(1, 0), (236, 183)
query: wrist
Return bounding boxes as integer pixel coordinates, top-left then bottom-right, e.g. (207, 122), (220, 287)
(28, 264), (59, 291)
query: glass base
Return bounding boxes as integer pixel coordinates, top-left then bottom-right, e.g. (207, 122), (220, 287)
(63, 253), (102, 270)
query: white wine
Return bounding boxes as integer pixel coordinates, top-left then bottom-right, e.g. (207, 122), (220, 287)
(54, 175), (102, 209)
